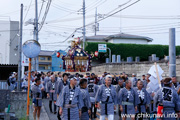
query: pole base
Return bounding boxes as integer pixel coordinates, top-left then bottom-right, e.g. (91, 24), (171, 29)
(26, 115), (29, 120)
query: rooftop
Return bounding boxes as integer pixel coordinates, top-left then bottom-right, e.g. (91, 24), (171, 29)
(85, 33), (153, 42)
(39, 50), (54, 56)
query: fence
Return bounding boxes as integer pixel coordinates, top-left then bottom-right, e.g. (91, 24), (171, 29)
(0, 81), (9, 90)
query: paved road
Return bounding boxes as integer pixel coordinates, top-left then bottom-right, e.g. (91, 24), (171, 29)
(30, 101), (50, 120)
(43, 99), (121, 120)
(43, 99), (57, 120)
(30, 99), (148, 120)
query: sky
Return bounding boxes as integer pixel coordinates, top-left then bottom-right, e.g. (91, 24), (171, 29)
(0, 0), (180, 51)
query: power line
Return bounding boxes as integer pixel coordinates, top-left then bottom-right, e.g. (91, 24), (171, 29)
(52, 3), (78, 12)
(87, 0), (138, 26)
(73, 0), (141, 32)
(42, 26), (180, 45)
(0, 10), (20, 16)
(63, 0), (140, 32)
(38, 0), (45, 20)
(55, 0), (81, 7)
(87, 26), (180, 33)
(51, 4), (76, 13)
(127, 30), (180, 35)
(100, 22), (180, 29)
(108, 15), (180, 20)
(23, 0), (33, 22)
(46, 15), (94, 23)
(86, 28), (180, 35)
(86, 0), (107, 13)
(105, 0), (132, 16)
(99, 25), (180, 31)
(43, 0), (141, 46)
(45, 11), (78, 23)
(40, 29), (78, 44)
(38, 0), (52, 32)
(86, 0), (102, 9)
(0, 29), (32, 32)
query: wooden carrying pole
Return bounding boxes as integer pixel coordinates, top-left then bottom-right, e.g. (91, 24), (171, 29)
(26, 58), (31, 119)
(154, 62), (162, 88)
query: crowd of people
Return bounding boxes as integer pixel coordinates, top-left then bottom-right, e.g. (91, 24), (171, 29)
(8, 71), (180, 120)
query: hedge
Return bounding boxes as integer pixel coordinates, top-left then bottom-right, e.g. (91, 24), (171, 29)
(84, 42), (180, 62)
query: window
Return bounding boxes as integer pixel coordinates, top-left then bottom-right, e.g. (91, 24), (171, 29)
(39, 66), (45, 70)
(48, 57), (51, 61)
(48, 66), (51, 70)
(40, 57), (45, 60)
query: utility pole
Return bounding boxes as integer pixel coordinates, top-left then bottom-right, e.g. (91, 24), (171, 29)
(82, 0), (86, 49)
(94, 8), (97, 36)
(35, 0), (39, 71)
(17, 4), (23, 91)
(169, 28), (176, 77)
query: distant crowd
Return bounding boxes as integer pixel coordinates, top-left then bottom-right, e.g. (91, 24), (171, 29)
(7, 71), (180, 120)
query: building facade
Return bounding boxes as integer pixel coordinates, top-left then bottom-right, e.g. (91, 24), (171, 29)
(0, 20), (19, 64)
(38, 50), (54, 71)
(52, 50), (66, 72)
(22, 50), (66, 74)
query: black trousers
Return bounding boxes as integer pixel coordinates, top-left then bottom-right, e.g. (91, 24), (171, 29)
(42, 91), (47, 99)
(57, 107), (61, 120)
(90, 103), (97, 119)
(119, 107), (121, 119)
(49, 101), (56, 112)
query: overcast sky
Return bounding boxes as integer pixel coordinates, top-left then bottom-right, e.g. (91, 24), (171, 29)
(0, 0), (180, 51)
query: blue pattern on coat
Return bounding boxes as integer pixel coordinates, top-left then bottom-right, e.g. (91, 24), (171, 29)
(95, 84), (117, 115)
(31, 84), (42, 107)
(118, 87), (139, 114)
(80, 88), (91, 120)
(56, 86), (84, 120)
(133, 87), (150, 113)
(154, 86), (180, 120)
(47, 81), (58, 101)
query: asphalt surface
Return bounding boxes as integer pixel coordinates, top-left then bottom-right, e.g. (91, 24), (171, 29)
(43, 99), (121, 120)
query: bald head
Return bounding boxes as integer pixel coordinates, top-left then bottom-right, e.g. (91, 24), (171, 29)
(137, 80), (143, 89)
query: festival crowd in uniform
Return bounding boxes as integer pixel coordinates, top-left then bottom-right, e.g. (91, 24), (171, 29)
(9, 71), (180, 120)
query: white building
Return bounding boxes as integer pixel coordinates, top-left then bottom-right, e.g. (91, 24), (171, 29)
(0, 20), (19, 64)
(85, 33), (153, 44)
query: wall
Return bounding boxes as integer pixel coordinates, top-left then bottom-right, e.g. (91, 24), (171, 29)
(9, 21), (19, 64)
(109, 38), (149, 44)
(39, 56), (52, 62)
(39, 56), (52, 71)
(0, 21), (10, 64)
(39, 64), (51, 71)
(91, 58), (180, 78)
(0, 90), (27, 119)
(9, 92), (27, 118)
(52, 50), (66, 72)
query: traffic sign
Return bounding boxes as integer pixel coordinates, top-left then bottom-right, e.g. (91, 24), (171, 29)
(98, 44), (106, 52)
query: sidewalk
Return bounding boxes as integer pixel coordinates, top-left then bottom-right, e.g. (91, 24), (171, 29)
(30, 102), (49, 120)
